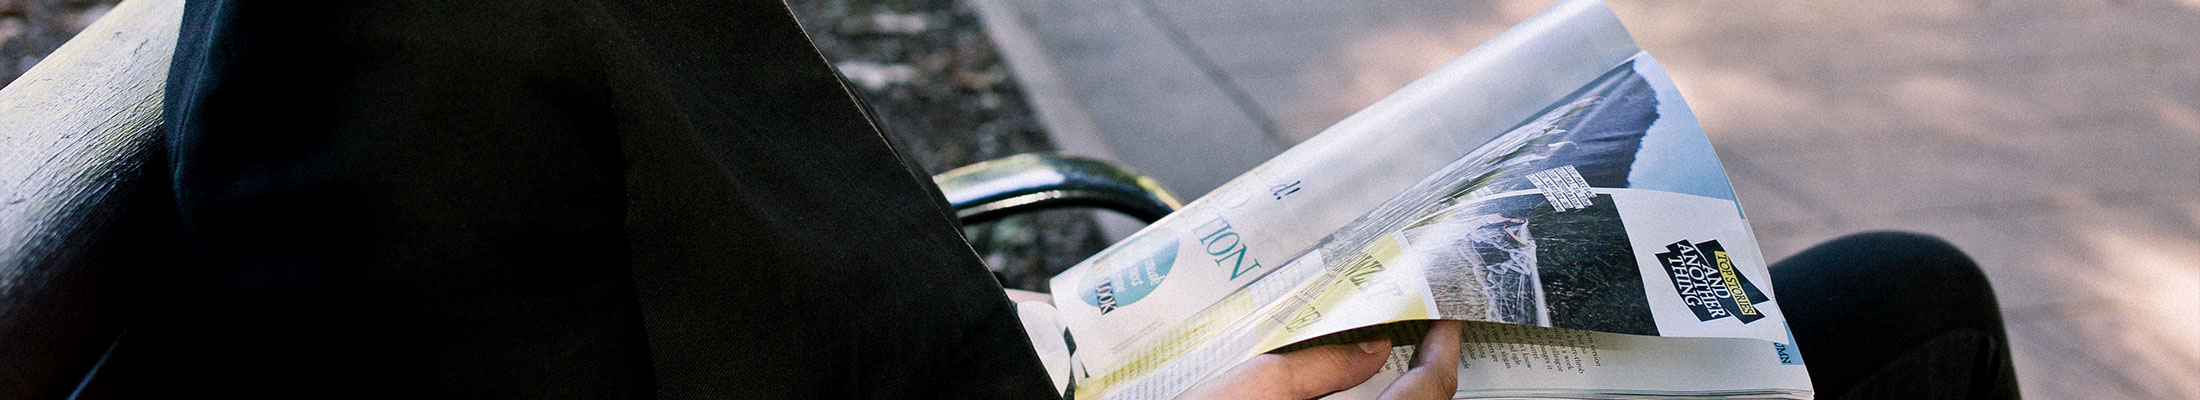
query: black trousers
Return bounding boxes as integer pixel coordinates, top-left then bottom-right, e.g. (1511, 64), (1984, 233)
(111, 0), (2016, 398)
(1774, 232), (2022, 399)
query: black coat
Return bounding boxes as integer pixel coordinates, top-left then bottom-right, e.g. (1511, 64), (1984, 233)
(124, 1), (1054, 397)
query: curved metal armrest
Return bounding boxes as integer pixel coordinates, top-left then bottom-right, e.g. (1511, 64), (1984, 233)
(933, 154), (1183, 225)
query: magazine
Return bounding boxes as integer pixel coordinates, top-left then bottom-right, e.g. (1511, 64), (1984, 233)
(1018, 0), (1813, 398)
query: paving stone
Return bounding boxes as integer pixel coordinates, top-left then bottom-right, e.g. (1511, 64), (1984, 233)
(2008, 301), (2200, 399)
(1009, 1), (1295, 197)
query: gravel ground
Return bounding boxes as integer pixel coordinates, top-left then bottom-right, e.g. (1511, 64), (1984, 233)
(0, 0), (115, 86)
(2, 0), (1108, 292)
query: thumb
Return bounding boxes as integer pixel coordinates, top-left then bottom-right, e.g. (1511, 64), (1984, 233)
(1180, 335), (1393, 399)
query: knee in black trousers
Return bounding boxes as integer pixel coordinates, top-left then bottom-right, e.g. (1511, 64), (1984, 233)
(1772, 231), (2021, 399)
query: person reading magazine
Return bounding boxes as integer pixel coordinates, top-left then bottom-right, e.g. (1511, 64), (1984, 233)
(63, 0), (2016, 398)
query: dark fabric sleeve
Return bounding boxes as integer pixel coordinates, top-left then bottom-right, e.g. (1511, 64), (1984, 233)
(137, 0), (1055, 398)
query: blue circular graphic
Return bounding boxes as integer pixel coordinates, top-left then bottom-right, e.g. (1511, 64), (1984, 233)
(1080, 232), (1179, 311)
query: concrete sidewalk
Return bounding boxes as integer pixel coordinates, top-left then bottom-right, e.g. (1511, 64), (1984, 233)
(978, 0), (2200, 398)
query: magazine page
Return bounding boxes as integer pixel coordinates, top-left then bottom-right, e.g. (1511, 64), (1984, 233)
(1062, 52), (1805, 399)
(1040, 1), (1806, 398)
(1325, 322), (1812, 399)
(1244, 53), (1794, 351)
(1047, 0), (1640, 376)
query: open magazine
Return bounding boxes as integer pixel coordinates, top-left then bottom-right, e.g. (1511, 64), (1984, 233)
(1013, 0), (1813, 398)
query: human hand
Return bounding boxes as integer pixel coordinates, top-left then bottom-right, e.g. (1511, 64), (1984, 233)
(1179, 320), (1464, 399)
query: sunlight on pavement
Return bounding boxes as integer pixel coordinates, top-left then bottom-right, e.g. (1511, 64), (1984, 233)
(2065, 225), (2200, 396)
(1304, 22), (1503, 141)
(2149, 97), (2200, 139)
